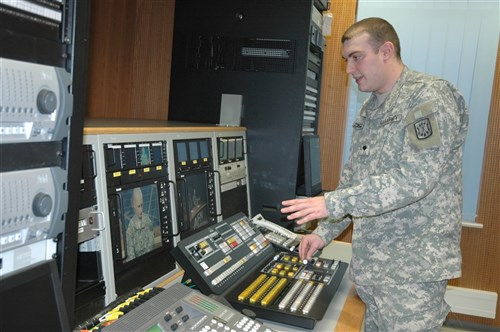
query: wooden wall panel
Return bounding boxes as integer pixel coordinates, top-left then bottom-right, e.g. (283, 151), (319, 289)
(318, 1), (357, 242)
(448, 39), (500, 326)
(317, 0), (357, 192)
(86, 0), (174, 120)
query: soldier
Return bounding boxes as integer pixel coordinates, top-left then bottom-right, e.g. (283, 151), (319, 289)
(281, 17), (468, 331)
(126, 187), (155, 261)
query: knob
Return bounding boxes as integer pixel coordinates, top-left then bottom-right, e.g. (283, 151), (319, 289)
(32, 193), (53, 217)
(37, 89), (57, 114)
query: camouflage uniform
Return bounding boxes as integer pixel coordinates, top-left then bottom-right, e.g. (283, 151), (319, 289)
(314, 67), (468, 330)
(356, 280), (449, 331)
(126, 213), (155, 261)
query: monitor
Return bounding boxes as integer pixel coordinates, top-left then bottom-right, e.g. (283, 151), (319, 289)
(0, 260), (70, 331)
(107, 179), (175, 296)
(296, 135), (322, 197)
(117, 184), (162, 263)
(103, 140), (176, 298)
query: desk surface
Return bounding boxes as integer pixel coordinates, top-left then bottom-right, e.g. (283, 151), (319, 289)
(83, 118), (246, 135)
(158, 241), (365, 332)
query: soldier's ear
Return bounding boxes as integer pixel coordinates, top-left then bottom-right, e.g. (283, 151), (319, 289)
(380, 42), (395, 60)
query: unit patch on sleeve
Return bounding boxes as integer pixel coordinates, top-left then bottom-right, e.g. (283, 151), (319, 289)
(405, 102), (442, 151)
(414, 118), (433, 139)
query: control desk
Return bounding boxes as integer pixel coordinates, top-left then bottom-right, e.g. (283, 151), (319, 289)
(94, 241), (361, 332)
(171, 213), (348, 329)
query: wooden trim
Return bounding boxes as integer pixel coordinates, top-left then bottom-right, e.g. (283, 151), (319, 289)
(448, 37), (500, 326)
(83, 118), (246, 135)
(155, 270), (184, 289)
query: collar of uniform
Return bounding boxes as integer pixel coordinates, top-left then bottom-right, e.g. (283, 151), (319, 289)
(361, 66), (410, 119)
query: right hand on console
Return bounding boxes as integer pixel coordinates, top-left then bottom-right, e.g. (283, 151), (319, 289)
(299, 234), (326, 261)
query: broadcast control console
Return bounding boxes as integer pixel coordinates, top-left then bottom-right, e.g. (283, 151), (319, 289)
(171, 213), (348, 329)
(102, 283), (276, 332)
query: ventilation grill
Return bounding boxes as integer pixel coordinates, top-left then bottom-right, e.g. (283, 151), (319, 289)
(185, 35), (295, 74)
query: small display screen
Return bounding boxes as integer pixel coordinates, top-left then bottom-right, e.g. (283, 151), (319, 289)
(184, 172), (210, 231)
(123, 144), (137, 168)
(199, 140), (210, 159)
(151, 143), (164, 165)
(106, 145), (123, 171)
(175, 142), (188, 162)
(138, 144), (151, 166)
(145, 324), (163, 332)
(189, 141), (199, 160)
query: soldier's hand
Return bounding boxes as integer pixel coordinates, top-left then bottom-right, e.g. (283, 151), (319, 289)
(281, 196), (328, 225)
(299, 234), (325, 261)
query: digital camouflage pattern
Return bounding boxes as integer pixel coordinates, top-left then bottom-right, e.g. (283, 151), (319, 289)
(126, 213), (155, 261)
(314, 66), (469, 285)
(356, 280), (449, 331)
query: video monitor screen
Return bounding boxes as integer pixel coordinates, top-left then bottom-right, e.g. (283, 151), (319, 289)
(105, 145), (123, 171)
(199, 140), (210, 159)
(151, 143), (164, 165)
(184, 172), (210, 231)
(0, 260), (70, 332)
(296, 135), (322, 197)
(175, 141), (188, 163)
(122, 144), (137, 168)
(189, 141), (199, 160)
(117, 183), (162, 263)
(138, 144), (151, 166)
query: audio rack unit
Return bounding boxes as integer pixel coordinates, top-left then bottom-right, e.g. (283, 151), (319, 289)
(171, 213), (348, 329)
(0, 57), (73, 274)
(1, 0), (91, 328)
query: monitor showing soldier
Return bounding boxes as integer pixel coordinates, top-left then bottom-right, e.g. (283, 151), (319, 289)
(126, 187), (155, 261)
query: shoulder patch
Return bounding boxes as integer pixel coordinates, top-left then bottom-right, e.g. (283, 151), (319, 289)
(405, 102), (442, 151)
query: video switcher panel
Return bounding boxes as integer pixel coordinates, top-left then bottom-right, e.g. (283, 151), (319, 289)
(172, 213), (347, 329)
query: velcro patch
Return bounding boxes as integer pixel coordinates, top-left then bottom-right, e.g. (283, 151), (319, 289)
(405, 102), (442, 151)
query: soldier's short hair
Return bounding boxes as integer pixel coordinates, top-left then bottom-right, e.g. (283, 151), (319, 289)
(133, 187), (143, 204)
(342, 17), (402, 60)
